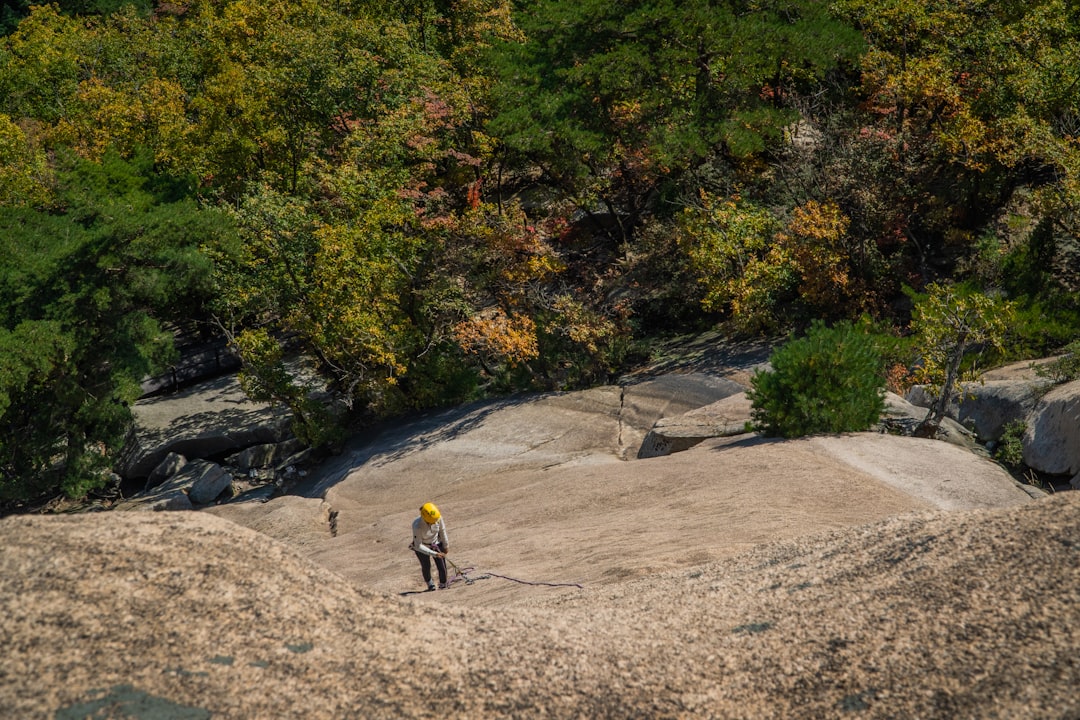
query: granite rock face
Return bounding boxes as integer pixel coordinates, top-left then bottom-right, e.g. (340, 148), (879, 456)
(1023, 378), (1080, 475)
(906, 378), (1051, 441)
(2, 495), (1077, 719)
(117, 374), (293, 482)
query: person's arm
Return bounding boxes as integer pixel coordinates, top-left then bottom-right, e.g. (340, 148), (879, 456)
(437, 520), (449, 553)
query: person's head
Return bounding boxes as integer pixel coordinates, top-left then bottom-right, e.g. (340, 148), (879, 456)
(420, 502), (440, 525)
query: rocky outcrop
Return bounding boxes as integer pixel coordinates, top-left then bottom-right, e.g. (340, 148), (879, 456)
(903, 361), (1080, 479)
(617, 373), (747, 459)
(639, 391), (981, 460)
(3, 495), (1077, 719)
(1024, 378), (1080, 475)
(905, 377), (1052, 441)
(144, 452), (187, 491)
(880, 392), (979, 449)
(638, 391), (752, 458)
(225, 438), (306, 471)
(116, 374), (294, 482)
(117, 459), (232, 511)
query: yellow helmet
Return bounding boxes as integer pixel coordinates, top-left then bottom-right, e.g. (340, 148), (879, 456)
(420, 502), (441, 524)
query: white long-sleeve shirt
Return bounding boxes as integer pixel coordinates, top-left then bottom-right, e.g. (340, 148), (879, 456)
(411, 516), (448, 557)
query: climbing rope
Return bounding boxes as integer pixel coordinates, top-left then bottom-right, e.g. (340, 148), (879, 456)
(445, 556), (583, 590)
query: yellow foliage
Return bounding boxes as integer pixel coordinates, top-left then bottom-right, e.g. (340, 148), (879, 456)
(779, 200), (856, 311)
(550, 295), (618, 354)
(59, 77), (192, 165)
(452, 309), (539, 366)
(0, 114), (52, 206)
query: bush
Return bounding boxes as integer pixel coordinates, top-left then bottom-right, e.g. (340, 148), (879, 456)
(994, 420), (1027, 469)
(747, 320), (886, 438)
(1035, 340), (1080, 383)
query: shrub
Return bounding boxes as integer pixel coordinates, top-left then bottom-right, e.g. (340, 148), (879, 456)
(994, 420), (1027, 469)
(747, 320), (886, 438)
(1035, 340), (1080, 383)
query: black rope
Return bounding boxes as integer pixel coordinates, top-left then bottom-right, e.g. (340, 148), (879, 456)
(447, 559), (582, 590)
(480, 571), (583, 589)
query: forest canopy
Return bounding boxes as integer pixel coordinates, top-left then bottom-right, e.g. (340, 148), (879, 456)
(1, 0), (1078, 502)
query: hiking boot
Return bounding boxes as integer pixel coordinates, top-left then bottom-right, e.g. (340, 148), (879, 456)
(426, 581), (436, 591)
(439, 581), (449, 590)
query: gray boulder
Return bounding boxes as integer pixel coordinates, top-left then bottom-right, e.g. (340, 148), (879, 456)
(144, 452), (187, 491)
(225, 438), (306, 471)
(117, 373), (293, 481)
(1023, 379), (1080, 475)
(183, 460), (235, 505)
(638, 392), (752, 458)
(906, 378), (1052, 441)
(117, 459), (232, 511)
(116, 481), (194, 512)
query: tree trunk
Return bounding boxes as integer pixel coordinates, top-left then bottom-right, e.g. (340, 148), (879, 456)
(915, 332), (968, 437)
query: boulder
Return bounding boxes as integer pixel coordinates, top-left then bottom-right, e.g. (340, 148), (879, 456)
(883, 393), (981, 451)
(1023, 378), (1080, 475)
(619, 373), (747, 458)
(117, 459), (232, 511)
(638, 392), (752, 458)
(117, 373), (293, 481)
(116, 483), (193, 512)
(183, 460), (235, 505)
(906, 378), (1052, 441)
(225, 438), (306, 471)
(144, 452), (187, 491)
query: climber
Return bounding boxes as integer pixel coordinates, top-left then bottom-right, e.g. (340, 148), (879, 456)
(411, 502), (449, 591)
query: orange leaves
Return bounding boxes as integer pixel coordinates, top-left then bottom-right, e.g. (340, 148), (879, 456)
(780, 200), (854, 310)
(452, 309), (539, 366)
(681, 193), (871, 328)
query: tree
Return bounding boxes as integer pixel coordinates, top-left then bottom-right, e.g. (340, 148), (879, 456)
(0, 150), (223, 502)
(677, 191), (795, 332)
(487, 0), (865, 247)
(0, 4), (85, 123)
(747, 320), (887, 438)
(0, 112), (51, 206)
(832, 0), (1080, 288)
(908, 282), (1015, 435)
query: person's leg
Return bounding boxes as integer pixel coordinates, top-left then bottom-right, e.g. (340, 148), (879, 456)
(435, 556), (448, 587)
(415, 551), (434, 588)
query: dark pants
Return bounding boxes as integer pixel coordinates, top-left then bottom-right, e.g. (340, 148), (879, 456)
(415, 549), (447, 585)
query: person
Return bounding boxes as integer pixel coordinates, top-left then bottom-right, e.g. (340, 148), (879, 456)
(411, 502), (450, 591)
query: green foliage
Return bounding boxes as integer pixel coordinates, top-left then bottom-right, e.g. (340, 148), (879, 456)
(677, 192), (788, 327)
(0, 4), (85, 123)
(994, 419), (1027, 469)
(747, 321), (886, 438)
(1035, 340), (1080, 383)
(3, 0), (1080, 506)
(2, 0), (151, 32)
(908, 282), (1015, 429)
(487, 0), (865, 244)
(0, 150), (222, 501)
(1005, 295), (1080, 359)
(232, 328), (343, 449)
(0, 112), (51, 206)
